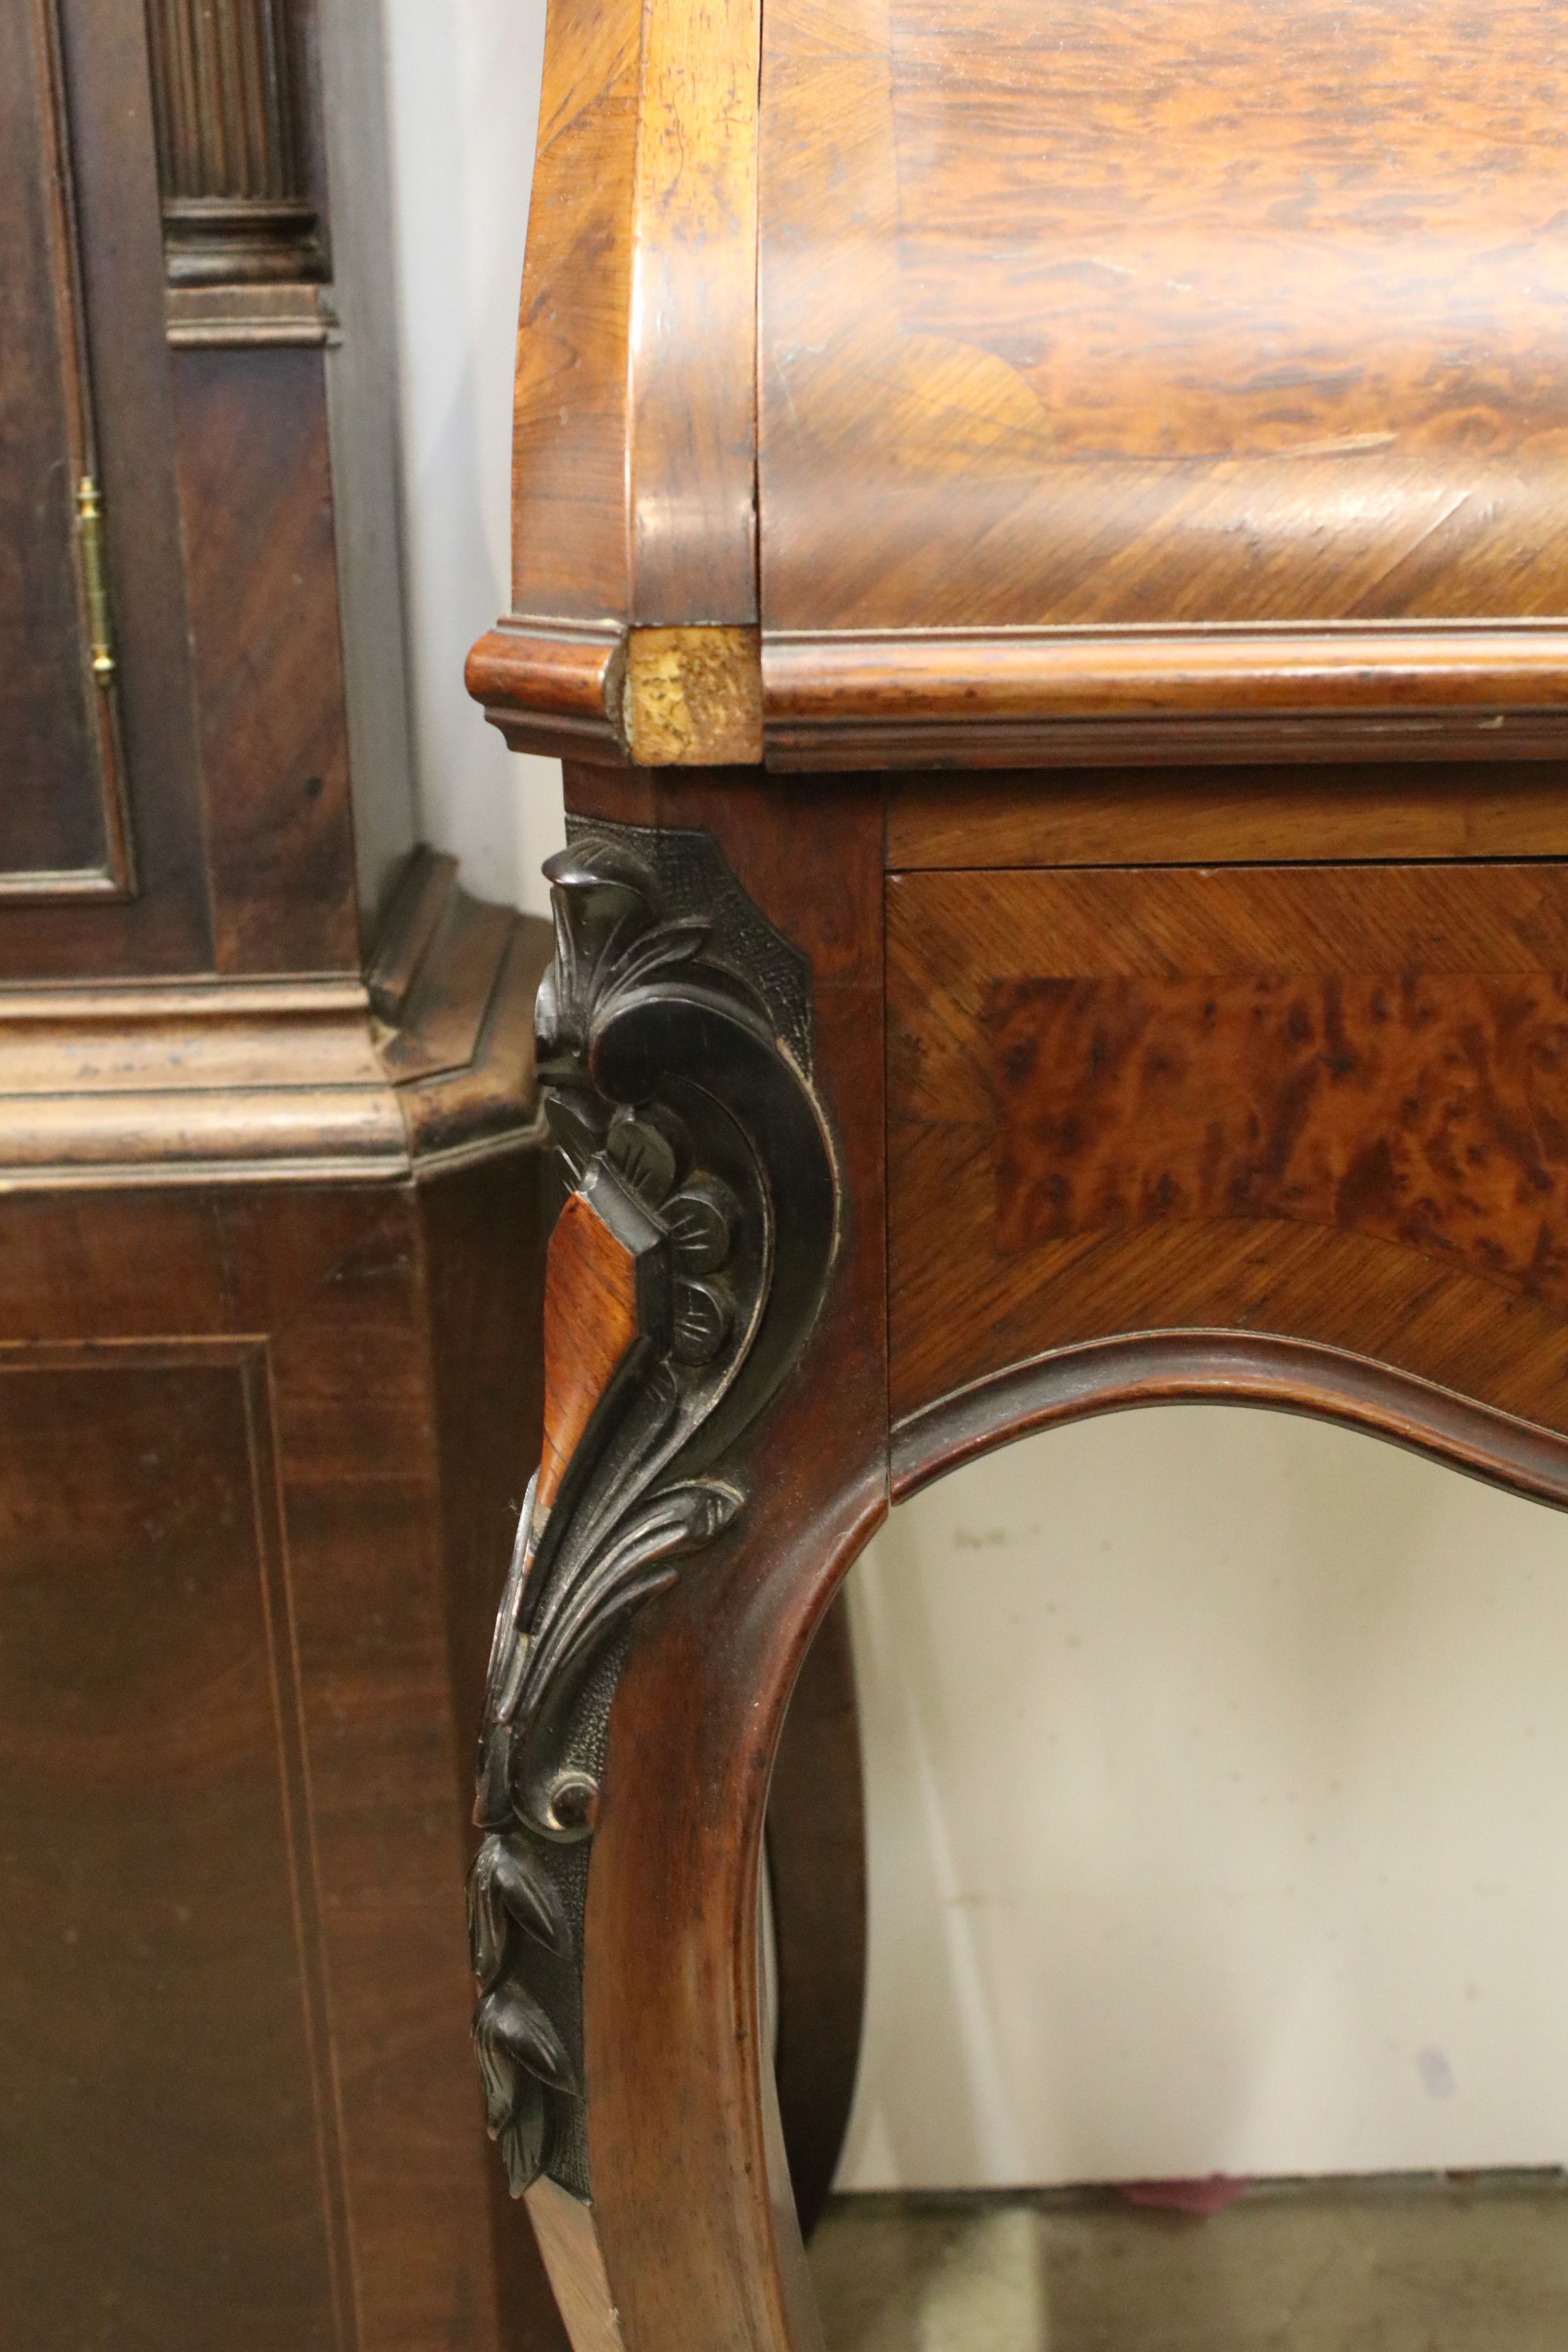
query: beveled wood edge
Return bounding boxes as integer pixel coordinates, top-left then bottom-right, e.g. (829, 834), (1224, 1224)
(891, 1331), (1568, 1512)
(469, 618), (766, 766)
(770, 711), (1568, 771)
(165, 282), (338, 349)
(764, 623), (1568, 770)
(0, 864), (127, 903)
(470, 618), (1568, 771)
(0, 849), (548, 1188)
(468, 619), (628, 763)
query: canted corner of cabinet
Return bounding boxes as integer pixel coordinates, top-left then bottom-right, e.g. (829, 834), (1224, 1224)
(623, 626), (763, 767)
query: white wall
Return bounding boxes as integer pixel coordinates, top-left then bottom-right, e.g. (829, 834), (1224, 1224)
(840, 1409), (1568, 2189)
(380, 4), (1568, 2192)
(381, 0), (562, 916)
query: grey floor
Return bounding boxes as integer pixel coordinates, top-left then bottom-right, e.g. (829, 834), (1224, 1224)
(808, 2174), (1568, 2351)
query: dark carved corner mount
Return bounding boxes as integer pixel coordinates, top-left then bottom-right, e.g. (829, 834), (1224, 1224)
(469, 819), (839, 2199)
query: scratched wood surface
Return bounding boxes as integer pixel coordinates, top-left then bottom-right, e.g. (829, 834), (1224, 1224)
(888, 863), (1568, 1429)
(760, 0), (1568, 638)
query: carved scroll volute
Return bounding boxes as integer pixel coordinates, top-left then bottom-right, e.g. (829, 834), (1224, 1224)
(143, 0), (323, 283)
(469, 824), (838, 2198)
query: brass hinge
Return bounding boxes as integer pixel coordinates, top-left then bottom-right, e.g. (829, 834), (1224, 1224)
(76, 475), (115, 686)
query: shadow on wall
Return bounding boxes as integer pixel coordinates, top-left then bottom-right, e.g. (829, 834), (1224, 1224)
(380, 0), (564, 914)
(839, 1402), (1568, 2190)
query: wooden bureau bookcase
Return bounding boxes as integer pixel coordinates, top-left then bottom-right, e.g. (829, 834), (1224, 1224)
(462, 2), (1568, 2348)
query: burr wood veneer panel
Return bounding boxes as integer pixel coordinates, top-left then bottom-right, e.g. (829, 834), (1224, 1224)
(887, 864), (1568, 1427)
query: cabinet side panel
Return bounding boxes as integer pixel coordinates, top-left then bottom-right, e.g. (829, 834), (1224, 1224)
(0, 1354), (345, 2350)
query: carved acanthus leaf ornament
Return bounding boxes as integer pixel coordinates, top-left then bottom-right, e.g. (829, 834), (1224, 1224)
(469, 822), (837, 2196)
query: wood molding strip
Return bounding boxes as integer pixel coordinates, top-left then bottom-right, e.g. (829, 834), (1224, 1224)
(470, 616), (1568, 772)
(165, 282), (335, 347)
(0, 860), (550, 1188)
(891, 1330), (1568, 1512)
(764, 625), (1568, 770)
(467, 619), (627, 763)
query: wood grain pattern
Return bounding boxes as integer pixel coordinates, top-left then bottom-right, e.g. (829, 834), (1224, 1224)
(420, 1153), (571, 2352)
(753, 0), (1568, 762)
(172, 344), (360, 976)
(507, 0), (641, 625)
(886, 765), (1568, 870)
(888, 863), (1568, 1429)
(763, 0), (1568, 632)
(0, 1178), (543, 2352)
(505, 0), (759, 633)
(479, 0), (1568, 767)
(536, 1188), (643, 1518)
(578, 768), (888, 2352)
(627, 0), (760, 624)
(0, 1349), (345, 2350)
(761, 626), (1568, 772)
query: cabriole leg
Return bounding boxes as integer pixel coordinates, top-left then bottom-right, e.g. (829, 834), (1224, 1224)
(469, 776), (888, 2352)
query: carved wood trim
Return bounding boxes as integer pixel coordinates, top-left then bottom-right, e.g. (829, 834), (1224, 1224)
(891, 1331), (1568, 1510)
(471, 818), (839, 2201)
(143, 0), (324, 285)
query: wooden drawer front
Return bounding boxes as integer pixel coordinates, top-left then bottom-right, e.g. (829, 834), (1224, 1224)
(888, 864), (1568, 1431)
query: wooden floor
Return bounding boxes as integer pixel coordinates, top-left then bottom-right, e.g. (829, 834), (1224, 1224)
(809, 2173), (1568, 2350)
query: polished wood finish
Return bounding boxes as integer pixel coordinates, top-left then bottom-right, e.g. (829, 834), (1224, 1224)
(580, 770), (887, 2352)
(756, 0), (1568, 762)
(537, 1191), (642, 1515)
(760, 625), (1568, 772)
(886, 765), (1568, 870)
(0, 857), (550, 1189)
(502, 0), (757, 632)
(0, 1350), (345, 2346)
(890, 1331), (1568, 1511)
(470, 7), (1568, 2351)
(887, 863), (1568, 1430)
(476, 0), (1568, 769)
